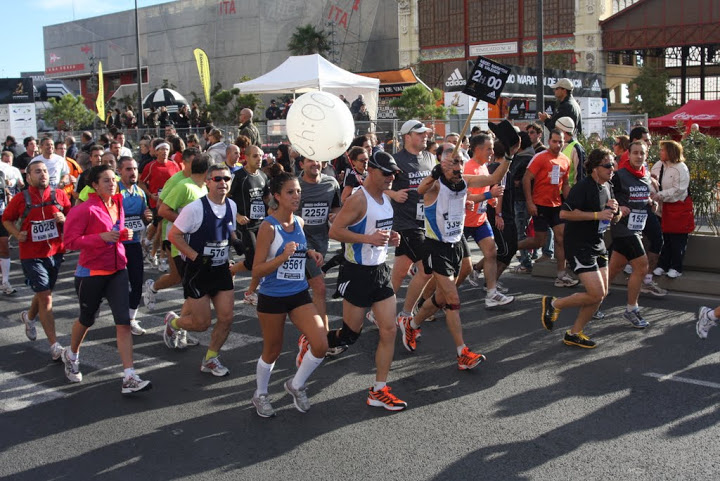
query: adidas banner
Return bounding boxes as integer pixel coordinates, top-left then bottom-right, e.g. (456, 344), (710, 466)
(462, 56), (511, 105)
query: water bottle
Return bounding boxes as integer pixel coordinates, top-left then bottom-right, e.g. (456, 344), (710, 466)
(598, 207), (612, 233)
(107, 220), (120, 245)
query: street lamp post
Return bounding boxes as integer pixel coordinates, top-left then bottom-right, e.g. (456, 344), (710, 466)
(536, 0), (545, 118)
(135, 0), (143, 129)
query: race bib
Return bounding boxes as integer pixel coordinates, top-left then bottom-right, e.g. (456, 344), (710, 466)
(203, 240), (229, 266)
(476, 200), (487, 214)
(302, 203), (329, 225)
(445, 195), (465, 238)
(416, 202), (424, 221)
(30, 219), (59, 242)
(445, 218), (463, 238)
(249, 200), (265, 220)
(124, 215), (145, 232)
(627, 210), (648, 231)
(550, 165), (560, 185)
(277, 253), (306, 281)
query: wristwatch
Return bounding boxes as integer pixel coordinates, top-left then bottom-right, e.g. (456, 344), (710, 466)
(496, 213), (503, 217)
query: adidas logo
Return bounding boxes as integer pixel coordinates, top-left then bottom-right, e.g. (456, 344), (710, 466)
(592, 79), (601, 90)
(445, 68), (465, 87)
(486, 91), (496, 99)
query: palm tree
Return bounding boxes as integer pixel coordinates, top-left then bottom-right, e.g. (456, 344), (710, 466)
(287, 24), (331, 56)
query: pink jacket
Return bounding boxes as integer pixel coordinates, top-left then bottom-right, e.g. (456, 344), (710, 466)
(64, 193), (128, 272)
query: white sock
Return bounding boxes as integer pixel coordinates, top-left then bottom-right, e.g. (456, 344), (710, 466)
(557, 270), (566, 278)
(255, 357), (275, 396)
(644, 274), (653, 284)
(456, 344), (466, 356)
(0, 258), (10, 284)
(123, 367), (135, 379)
(487, 288), (497, 297)
(709, 310), (718, 322)
(372, 381), (386, 392)
(410, 319), (421, 329)
(292, 350), (323, 390)
(150, 282), (157, 294)
(129, 308), (138, 320)
(50, 341), (60, 351)
(627, 304), (638, 312)
(67, 349), (79, 361)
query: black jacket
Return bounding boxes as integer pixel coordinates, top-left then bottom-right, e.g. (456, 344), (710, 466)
(544, 94), (582, 135)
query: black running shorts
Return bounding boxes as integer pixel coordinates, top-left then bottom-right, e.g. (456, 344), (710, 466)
(337, 262), (394, 308)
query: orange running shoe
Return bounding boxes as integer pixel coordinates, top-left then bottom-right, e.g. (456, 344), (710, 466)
(366, 385), (407, 411)
(457, 346), (486, 370)
(399, 316), (418, 352)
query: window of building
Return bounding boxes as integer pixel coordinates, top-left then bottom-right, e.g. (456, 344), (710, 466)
(669, 76), (720, 104)
(468, 0), (517, 42)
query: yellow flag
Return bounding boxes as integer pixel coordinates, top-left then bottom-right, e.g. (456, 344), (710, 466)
(193, 48), (211, 104)
(96, 61), (105, 121)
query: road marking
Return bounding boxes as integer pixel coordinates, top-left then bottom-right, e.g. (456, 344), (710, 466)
(643, 372), (720, 389)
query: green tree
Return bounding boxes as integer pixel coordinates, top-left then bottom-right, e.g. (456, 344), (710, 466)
(43, 94), (96, 131)
(629, 66), (674, 118)
(190, 78), (262, 125)
(288, 24), (331, 56)
(389, 84), (454, 121)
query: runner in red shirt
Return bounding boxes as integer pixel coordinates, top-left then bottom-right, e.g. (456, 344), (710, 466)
(2, 159), (71, 361)
(139, 142), (180, 267)
(517, 129), (578, 287)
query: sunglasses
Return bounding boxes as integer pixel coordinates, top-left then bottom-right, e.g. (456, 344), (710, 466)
(600, 163), (615, 169)
(211, 176), (232, 182)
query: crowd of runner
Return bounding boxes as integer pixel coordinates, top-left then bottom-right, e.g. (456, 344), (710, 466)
(0, 117), (715, 416)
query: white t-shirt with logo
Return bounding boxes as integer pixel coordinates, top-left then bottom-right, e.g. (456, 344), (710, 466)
(33, 154), (69, 188)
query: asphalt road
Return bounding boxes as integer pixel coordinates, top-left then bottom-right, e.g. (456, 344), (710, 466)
(1, 244), (718, 480)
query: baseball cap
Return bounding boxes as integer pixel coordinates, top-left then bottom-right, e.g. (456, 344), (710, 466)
(400, 120), (431, 136)
(555, 117), (576, 134)
(368, 151), (403, 174)
(550, 78), (574, 91)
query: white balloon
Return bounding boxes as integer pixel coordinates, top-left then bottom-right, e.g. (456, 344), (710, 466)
(286, 91), (354, 162)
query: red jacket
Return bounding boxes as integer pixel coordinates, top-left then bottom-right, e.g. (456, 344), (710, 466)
(64, 193), (128, 273)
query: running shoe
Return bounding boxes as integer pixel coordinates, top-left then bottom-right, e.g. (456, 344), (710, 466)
(20, 311), (37, 341)
(411, 300), (435, 322)
(483, 281), (509, 294)
(485, 291), (514, 308)
(243, 291), (258, 305)
(467, 269), (482, 287)
(653, 267), (666, 276)
(61, 348), (82, 383)
(366, 310), (377, 326)
(366, 385), (407, 411)
(457, 347), (486, 370)
(1, 283), (17, 295)
(142, 279), (156, 310)
(563, 330), (597, 349)
(541, 296), (560, 330)
(325, 345), (349, 357)
(296, 334), (309, 368)
(592, 309), (606, 320)
(121, 374), (152, 394)
(158, 258), (169, 272)
(512, 265), (531, 274)
(623, 309), (649, 329)
(623, 264), (633, 275)
(163, 311), (179, 349)
(284, 379), (311, 413)
(667, 268), (683, 278)
(554, 273), (579, 287)
(201, 356), (229, 377)
(177, 330), (200, 348)
(50, 343), (63, 362)
(252, 393), (276, 418)
(641, 280), (668, 297)
(696, 306), (716, 340)
(409, 264), (418, 277)
(149, 255), (159, 269)
(399, 316), (418, 352)
(130, 320), (146, 336)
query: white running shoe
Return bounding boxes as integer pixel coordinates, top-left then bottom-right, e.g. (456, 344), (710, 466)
(623, 264), (633, 275)
(554, 273), (579, 287)
(61, 348), (82, 383)
(641, 280), (668, 297)
(20, 311), (37, 341)
(696, 306), (716, 339)
(201, 356), (229, 377)
(467, 269), (482, 287)
(142, 279), (156, 310)
(252, 393), (276, 418)
(1, 283), (17, 295)
(483, 281), (509, 294)
(158, 259), (169, 272)
(163, 311), (179, 349)
(243, 291), (258, 305)
(667, 268), (683, 278)
(130, 320), (146, 336)
(485, 291), (514, 308)
(50, 343), (64, 361)
(121, 374), (152, 394)
(653, 267), (666, 276)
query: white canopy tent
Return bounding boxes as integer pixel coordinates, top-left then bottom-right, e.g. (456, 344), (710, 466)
(234, 54), (380, 119)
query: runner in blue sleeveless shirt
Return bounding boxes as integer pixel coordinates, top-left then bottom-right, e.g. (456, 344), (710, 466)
(251, 172), (327, 418)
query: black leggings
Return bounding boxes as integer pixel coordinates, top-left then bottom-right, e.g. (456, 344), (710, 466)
(125, 243), (144, 310)
(75, 270), (130, 327)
